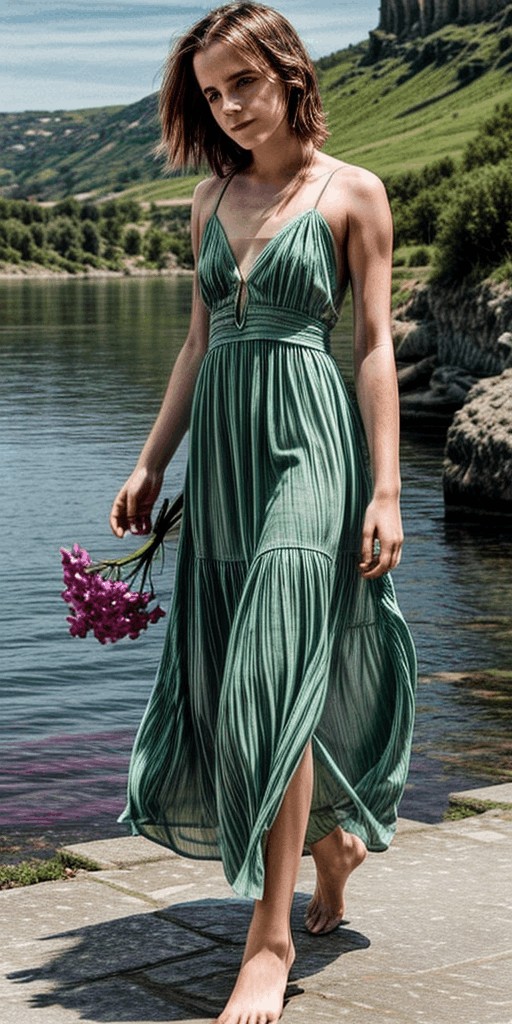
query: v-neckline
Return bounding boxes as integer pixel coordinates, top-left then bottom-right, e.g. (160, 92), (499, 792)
(210, 207), (339, 286)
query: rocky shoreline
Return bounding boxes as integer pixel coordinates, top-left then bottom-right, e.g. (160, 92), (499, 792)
(0, 261), (193, 280)
(393, 276), (512, 519)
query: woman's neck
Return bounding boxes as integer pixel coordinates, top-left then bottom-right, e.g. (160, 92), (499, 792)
(246, 124), (310, 187)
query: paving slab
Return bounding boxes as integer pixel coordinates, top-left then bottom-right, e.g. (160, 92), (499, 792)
(61, 835), (179, 870)
(396, 816), (433, 833)
(448, 783), (512, 807)
(93, 856), (234, 906)
(0, 974), (199, 1024)
(3, 791), (512, 1024)
(296, 826), (512, 974)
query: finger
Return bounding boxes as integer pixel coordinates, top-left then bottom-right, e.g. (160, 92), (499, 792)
(110, 494), (128, 538)
(364, 546), (401, 578)
(389, 541), (403, 571)
(129, 514), (152, 536)
(359, 523), (376, 569)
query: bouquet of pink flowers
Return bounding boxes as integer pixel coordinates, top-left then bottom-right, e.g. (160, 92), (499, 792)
(60, 494), (183, 645)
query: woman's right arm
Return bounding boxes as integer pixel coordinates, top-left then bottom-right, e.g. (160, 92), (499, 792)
(109, 180), (212, 538)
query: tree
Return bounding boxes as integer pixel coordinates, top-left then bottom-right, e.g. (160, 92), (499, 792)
(463, 102), (512, 171)
(47, 215), (83, 262)
(80, 202), (100, 222)
(144, 227), (169, 267)
(433, 161), (512, 282)
(81, 220), (101, 256)
(53, 197), (81, 220)
(123, 227), (142, 256)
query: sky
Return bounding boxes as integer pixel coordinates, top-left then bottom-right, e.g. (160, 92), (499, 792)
(1, 1), (380, 113)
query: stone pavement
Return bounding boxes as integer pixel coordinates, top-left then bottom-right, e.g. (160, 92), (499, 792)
(2, 786), (512, 1024)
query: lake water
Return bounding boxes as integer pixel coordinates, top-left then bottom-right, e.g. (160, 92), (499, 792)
(1, 276), (511, 860)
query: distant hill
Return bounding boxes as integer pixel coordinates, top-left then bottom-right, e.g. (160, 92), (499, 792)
(1, 4), (512, 201)
(0, 94), (162, 200)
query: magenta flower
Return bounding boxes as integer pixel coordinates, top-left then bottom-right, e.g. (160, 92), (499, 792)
(60, 494), (181, 645)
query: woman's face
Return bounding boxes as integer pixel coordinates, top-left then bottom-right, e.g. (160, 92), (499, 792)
(193, 40), (289, 151)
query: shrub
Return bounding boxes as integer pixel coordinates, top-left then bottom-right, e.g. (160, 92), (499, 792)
(144, 227), (169, 267)
(123, 226), (142, 256)
(432, 160), (512, 282)
(2, 218), (24, 249)
(80, 202), (100, 222)
(53, 197), (81, 220)
(17, 223), (36, 261)
(167, 233), (193, 269)
(47, 215), (83, 261)
(100, 213), (122, 246)
(81, 219), (101, 255)
(30, 221), (46, 248)
(117, 199), (142, 224)
(408, 246), (430, 267)
(463, 102), (512, 171)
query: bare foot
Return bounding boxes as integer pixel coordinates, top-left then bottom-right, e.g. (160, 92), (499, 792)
(213, 922), (295, 1024)
(305, 827), (367, 935)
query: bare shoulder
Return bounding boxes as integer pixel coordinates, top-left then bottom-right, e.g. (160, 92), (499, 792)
(328, 160), (389, 212)
(192, 175), (226, 224)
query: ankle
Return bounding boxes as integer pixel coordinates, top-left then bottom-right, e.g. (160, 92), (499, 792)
(246, 914), (293, 958)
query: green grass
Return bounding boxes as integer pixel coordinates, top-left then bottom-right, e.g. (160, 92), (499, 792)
(320, 23), (512, 176)
(0, 850), (100, 890)
(123, 174), (204, 202)
(391, 262), (431, 307)
(444, 799), (512, 821)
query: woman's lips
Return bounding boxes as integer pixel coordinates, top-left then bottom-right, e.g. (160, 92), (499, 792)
(231, 119), (255, 132)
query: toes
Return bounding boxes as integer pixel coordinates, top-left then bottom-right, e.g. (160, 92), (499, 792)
(305, 897), (318, 921)
(315, 913), (343, 936)
(305, 902), (344, 935)
(305, 903), (323, 934)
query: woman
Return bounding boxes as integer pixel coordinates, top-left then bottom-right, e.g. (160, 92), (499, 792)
(110, 4), (417, 1023)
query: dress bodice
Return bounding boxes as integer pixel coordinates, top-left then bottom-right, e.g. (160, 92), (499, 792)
(197, 195), (343, 343)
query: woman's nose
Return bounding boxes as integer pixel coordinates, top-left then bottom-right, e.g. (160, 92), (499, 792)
(222, 94), (242, 114)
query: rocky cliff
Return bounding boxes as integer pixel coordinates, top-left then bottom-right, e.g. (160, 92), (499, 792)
(377, 0), (508, 37)
(394, 278), (512, 517)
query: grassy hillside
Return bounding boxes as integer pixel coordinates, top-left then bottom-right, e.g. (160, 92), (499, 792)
(1, 7), (512, 201)
(320, 18), (512, 176)
(0, 94), (162, 200)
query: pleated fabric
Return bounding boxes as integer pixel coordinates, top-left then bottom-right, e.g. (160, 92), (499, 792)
(119, 185), (417, 900)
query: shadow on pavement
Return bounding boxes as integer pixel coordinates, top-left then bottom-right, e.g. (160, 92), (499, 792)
(7, 891), (370, 1021)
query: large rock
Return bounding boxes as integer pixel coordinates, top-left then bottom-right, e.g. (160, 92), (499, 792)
(395, 279), (512, 377)
(443, 369), (512, 518)
(394, 278), (512, 428)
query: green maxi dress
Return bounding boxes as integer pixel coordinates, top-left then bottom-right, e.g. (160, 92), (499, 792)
(119, 169), (417, 900)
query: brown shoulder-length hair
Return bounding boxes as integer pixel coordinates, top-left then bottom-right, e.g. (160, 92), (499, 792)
(154, 1), (329, 177)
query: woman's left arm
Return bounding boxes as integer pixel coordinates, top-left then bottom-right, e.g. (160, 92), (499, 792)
(346, 169), (403, 579)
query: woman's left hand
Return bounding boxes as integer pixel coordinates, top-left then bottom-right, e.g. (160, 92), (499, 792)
(358, 494), (404, 579)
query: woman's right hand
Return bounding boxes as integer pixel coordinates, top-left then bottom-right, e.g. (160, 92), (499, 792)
(109, 466), (164, 538)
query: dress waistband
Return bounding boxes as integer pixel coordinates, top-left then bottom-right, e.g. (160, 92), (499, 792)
(208, 303), (331, 353)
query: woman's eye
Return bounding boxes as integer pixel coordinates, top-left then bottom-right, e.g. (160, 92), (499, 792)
(207, 91), (220, 104)
(238, 76), (254, 87)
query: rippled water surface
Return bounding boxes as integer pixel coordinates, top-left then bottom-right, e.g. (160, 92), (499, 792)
(1, 276), (511, 856)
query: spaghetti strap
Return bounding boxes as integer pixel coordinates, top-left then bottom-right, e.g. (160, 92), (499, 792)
(212, 171), (237, 215)
(214, 166), (342, 218)
(313, 167), (343, 209)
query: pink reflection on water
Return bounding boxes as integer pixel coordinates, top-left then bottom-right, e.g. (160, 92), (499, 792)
(1, 729), (135, 827)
